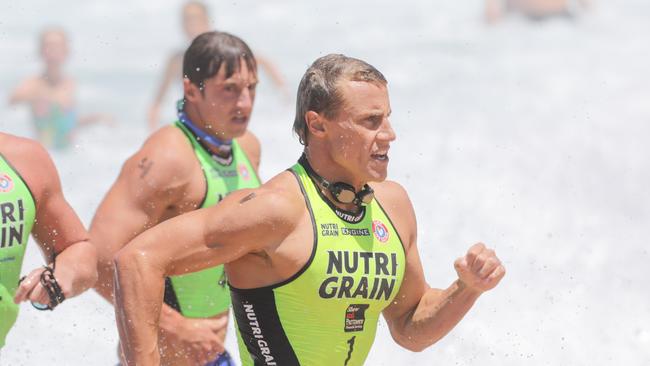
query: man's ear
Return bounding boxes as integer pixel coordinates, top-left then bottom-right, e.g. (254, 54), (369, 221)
(183, 78), (202, 103)
(305, 111), (326, 139)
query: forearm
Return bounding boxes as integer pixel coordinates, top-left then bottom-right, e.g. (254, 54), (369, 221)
(91, 204), (154, 304)
(93, 229), (130, 304)
(94, 252), (117, 304)
(53, 240), (98, 298)
(114, 246), (165, 365)
(393, 280), (481, 352)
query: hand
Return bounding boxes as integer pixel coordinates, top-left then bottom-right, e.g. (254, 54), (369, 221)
(160, 315), (228, 365)
(454, 242), (505, 293)
(14, 266), (74, 307)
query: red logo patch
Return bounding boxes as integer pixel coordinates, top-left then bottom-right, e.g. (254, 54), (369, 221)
(0, 173), (14, 193)
(372, 220), (389, 243)
(238, 164), (250, 181)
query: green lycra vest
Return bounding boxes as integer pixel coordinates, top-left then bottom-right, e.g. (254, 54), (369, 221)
(163, 122), (260, 318)
(231, 162), (406, 366)
(0, 153), (36, 348)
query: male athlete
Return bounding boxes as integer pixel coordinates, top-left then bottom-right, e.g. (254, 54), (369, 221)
(91, 32), (260, 365)
(113, 54), (506, 365)
(0, 132), (97, 349)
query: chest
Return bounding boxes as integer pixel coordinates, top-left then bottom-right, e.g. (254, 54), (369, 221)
(200, 160), (259, 207)
(300, 216), (405, 303)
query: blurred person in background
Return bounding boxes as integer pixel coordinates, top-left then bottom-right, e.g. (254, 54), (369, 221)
(8, 27), (112, 150)
(148, 0), (287, 130)
(484, 0), (592, 23)
(92, 31), (261, 366)
(0, 132), (97, 351)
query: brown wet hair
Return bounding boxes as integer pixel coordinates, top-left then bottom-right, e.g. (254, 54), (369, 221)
(293, 54), (387, 146)
(182, 31), (257, 94)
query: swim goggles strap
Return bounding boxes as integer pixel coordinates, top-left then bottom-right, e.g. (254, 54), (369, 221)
(177, 99), (233, 157)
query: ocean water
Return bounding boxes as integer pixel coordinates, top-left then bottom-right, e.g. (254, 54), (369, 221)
(1, 0), (649, 365)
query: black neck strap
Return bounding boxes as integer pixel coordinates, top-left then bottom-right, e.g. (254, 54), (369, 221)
(298, 154), (374, 207)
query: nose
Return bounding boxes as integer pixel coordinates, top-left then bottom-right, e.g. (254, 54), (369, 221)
(236, 87), (253, 111)
(377, 118), (396, 143)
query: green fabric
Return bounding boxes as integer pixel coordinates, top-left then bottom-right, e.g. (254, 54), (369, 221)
(0, 154), (36, 347)
(171, 122), (260, 318)
(0, 284), (19, 349)
(237, 163), (406, 366)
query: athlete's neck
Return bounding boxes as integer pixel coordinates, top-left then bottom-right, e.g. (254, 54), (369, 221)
(303, 149), (367, 212)
(182, 102), (232, 159)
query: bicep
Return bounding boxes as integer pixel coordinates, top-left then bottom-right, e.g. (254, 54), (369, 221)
(90, 156), (181, 260)
(375, 182), (428, 329)
(126, 187), (299, 277)
(383, 238), (429, 332)
(90, 182), (157, 262)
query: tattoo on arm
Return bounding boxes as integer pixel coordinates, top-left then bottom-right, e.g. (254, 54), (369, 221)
(138, 158), (154, 179)
(239, 192), (256, 204)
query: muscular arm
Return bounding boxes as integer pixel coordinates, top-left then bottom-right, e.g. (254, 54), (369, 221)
(379, 182), (505, 352)
(90, 129), (196, 304)
(9, 140), (97, 304)
(114, 186), (300, 365)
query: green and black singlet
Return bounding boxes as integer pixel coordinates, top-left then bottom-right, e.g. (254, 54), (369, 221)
(163, 121), (260, 318)
(0, 154), (36, 348)
(231, 162), (407, 366)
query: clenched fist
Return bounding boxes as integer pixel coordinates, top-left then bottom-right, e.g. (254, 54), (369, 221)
(454, 243), (505, 293)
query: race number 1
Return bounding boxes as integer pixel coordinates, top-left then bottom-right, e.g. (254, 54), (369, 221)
(344, 336), (356, 365)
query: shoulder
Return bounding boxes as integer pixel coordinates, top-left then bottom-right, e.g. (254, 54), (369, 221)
(261, 170), (303, 211)
(0, 134), (60, 202)
(371, 180), (417, 247)
(372, 180), (413, 213)
(120, 126), (199, 188)
(234, 171), (304, 221)
(205, 171), (305, 239)
(236, 131), (261, 167)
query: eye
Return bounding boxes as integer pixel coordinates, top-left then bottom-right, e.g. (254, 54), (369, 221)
(366, 116), (382, 128)
(224, 85), (235, 92)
